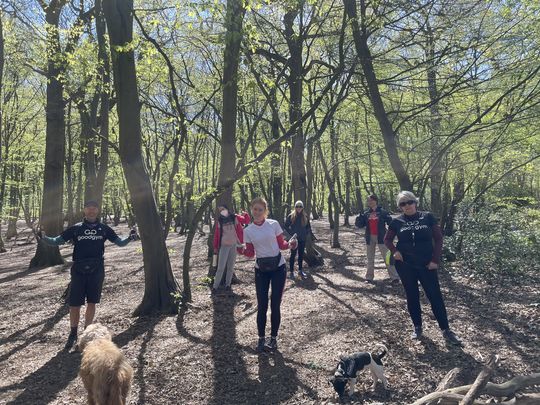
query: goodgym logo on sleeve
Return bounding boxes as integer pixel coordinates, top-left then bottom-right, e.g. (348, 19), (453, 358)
(78, 228), (104, 241)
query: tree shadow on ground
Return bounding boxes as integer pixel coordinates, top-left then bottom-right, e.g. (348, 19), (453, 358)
(113, 315), (164, 405)
(0, 264), (63, 285)
(209, 291), (315, 404)
(441, 271), (539, 365)
(0, 304), (69, 363)
(316, 245), (363, 282)
(1, 349), (81, 405)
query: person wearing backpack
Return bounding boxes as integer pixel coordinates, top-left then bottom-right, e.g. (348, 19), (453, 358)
(211, 205), (250, 294)
(355, 194), (400, 284)
(37, 200), (138, 350)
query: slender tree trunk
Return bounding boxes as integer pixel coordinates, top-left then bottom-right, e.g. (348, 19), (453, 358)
(103, 0), (179, 314)
(271, 91), (283, 220)
(285, 4), (308, 203)
(95, 0), (110, 208)
(31, 1), (68, 268)
(330, 121), (343, 227)
(216, 0), (245, 208)
(78, 95), (100, 203)
(6, 164), (19, 238)
(426, 24), (443, 217)
(0, 12), (6, 252)
(344, 160), (352, 225)
(343, 0), (413, 191)
(65, 101), (76, 225)
(317, 141), (340, 248)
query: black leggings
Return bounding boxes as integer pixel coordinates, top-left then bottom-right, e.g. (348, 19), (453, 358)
(395, 261), (449, 330)
(289, 240), (306, 271)
(255, 264), (286, 337)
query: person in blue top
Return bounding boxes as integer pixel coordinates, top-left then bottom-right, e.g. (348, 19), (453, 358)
(37, 200), (138, 350)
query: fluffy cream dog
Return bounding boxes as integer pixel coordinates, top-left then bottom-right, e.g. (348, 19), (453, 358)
(78, 323), (133, 405)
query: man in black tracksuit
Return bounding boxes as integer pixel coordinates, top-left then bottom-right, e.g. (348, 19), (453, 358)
(355, 195), (399, 283)
(39, 200), (138, 349)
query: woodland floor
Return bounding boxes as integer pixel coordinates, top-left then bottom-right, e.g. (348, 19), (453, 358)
(0, 219), (538, 405)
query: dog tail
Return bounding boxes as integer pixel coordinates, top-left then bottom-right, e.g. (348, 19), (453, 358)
(372, 344), (389, 364)
(103, 361), (133, 405)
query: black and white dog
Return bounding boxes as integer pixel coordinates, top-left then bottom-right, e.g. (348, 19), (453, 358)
(329, 344), (389, 399)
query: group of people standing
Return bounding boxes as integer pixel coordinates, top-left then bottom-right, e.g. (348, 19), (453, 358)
(39, 189), (461, 353)
(214, 191), (461, 351)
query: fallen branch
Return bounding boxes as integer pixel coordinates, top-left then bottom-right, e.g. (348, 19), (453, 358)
(459, 355), (499, 405)
(411, 373), (540, 405)
(427, 368), (462, 405)
(434, 393), (540, 405)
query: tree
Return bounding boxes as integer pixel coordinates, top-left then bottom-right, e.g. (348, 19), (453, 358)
(217, 0), (246, 209)
(103, 0), (179, 315)
(30, 0), (69, 267)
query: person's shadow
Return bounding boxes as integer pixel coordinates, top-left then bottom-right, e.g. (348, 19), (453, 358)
(252, 351), (316, 404)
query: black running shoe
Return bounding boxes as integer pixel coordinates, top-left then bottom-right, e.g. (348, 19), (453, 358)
(299, 270), (307, 279)
(443, 329), (463, 346)
(256, 338), (266, 353)
(64, 332), (77, 351)
(265, 337), (278, 352)
(411, 326), (423, 340)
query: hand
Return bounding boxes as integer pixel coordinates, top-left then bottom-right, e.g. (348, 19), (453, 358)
(35, 227), (43, 242)
(393, 251), (403, 261)
(289, 240), (298, 250)
(427, 261), (438, 270)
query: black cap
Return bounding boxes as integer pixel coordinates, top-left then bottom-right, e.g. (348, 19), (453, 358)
(84, 200), (99, 208)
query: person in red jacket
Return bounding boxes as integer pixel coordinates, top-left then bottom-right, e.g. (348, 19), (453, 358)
(240, 197), (297, 353)
(212, 205), (250, 294)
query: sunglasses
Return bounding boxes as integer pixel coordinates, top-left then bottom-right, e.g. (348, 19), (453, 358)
(295, 206), (303, 208)
(399, 200), (416, 207)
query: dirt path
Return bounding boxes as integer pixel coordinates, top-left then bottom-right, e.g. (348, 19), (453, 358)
(0, 221), (538, 404)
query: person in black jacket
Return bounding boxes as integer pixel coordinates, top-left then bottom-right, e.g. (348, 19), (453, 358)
(355, 195), (400, 283)
(284, 201), (313, 279)
(384, 190), (462, 346)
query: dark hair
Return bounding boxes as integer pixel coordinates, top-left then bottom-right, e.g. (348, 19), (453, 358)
(367, 194), (378, 202)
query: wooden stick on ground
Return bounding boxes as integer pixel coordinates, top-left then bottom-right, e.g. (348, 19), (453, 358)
(427, 368), (462, 405)
(459, 354), (499, 405)
(411, 373), (540, 405)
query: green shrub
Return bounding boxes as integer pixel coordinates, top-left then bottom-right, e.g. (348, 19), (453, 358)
(447, 199), (540, 280)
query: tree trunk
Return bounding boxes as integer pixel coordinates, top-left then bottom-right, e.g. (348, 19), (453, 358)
(426, 24), (443, 217)
(330, 121), (343, 231)
(94, 0), (111, 209)
(103, 0), (179, 315)
(344, 160), (352, 225)
(285, 4), (308, 203)
(78, 94), (100, 203)
(0, 12), (6, 252)
(317, 141), (340, 248)
(6, 164), (20, 239)
(30, 1), (68, 268)
(343, 0), (413, 191)
(270, 91), (283, 220)
(216, 0), (245, 208)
